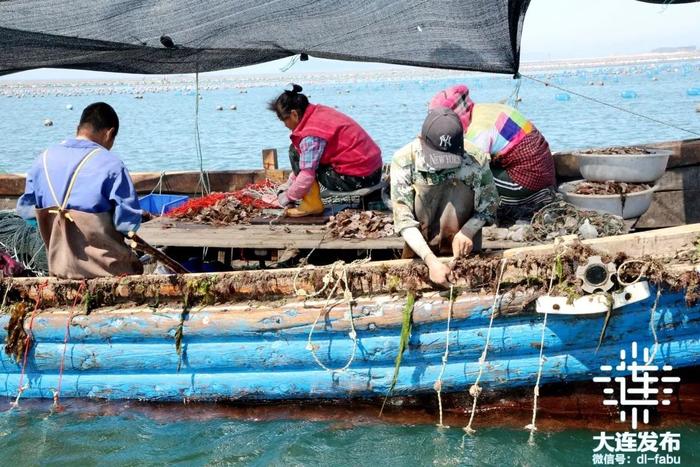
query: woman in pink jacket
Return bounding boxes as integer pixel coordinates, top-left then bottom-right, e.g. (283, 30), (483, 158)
(268, 84), (383, 217)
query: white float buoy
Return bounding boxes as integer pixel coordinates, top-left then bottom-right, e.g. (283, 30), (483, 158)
(43, 119), (53, 127)
(229, 105), (237, 110)
(216, 105), (223, 111)
(66, 104), (73, 110)
(696, 103), (700, 113)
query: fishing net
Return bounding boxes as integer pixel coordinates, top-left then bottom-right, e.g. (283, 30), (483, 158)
(0, 211), (47, 275)
(0, 0), (530, 76)
(527, 201), (626, 242)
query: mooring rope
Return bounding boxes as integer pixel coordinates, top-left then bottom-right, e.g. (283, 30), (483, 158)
(525, 255), (560, 441)
(306, 259), (369, 373)
(434, 284), (455, 428)
(54, 282), (85, 407)
(521, 74), (700, 138)
(11, 283), (46, 409)
(463, 258), (508, 434)
(194, 70), (211, 196)
(645, 287), (662, 366)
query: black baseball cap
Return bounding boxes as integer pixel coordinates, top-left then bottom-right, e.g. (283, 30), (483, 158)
(420, 107), (464, 170)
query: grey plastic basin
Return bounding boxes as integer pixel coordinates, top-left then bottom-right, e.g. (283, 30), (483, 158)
(558, 181), (656, 219)
(574, 149), (671, 183)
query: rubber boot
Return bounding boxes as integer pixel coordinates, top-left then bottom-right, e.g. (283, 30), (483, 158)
(286, 181), (324, 217)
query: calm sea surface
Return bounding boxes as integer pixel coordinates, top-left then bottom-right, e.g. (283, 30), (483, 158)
(1, 62), (700, 466)
(2, 62), (700, 173)
(1, 401), (699, 466)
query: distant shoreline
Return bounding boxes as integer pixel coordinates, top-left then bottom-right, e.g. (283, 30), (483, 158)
(520, 50), (700, 72)
(1, 51), (698, 96)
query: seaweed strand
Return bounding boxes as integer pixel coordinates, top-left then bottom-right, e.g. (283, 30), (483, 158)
(379, 291), (415, 416)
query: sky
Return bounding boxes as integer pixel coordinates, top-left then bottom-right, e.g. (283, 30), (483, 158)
(3, 0), (700, 81)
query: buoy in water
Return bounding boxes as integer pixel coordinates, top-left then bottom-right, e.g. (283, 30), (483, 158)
(216, 105), (223, 111)
(696, 103), (700, 113)
(43, 119), (53, 127)
(229, 105), (237, 110)
(66, 104), (73, 110)
(555, 93), (571, 101)
(688, 87), (700, 96)
(620, 90), (638, 99)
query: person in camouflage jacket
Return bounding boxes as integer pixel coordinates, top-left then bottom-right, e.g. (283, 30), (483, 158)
(390, 108), (499, 286)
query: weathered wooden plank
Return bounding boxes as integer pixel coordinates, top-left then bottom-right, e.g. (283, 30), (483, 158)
(4, 292), (693, 375)
(139, 218), (404, 250)
(131, 170), (289, 194)
(262, 148), (278, 170)
(0, 174), (26, 196)
(654, 165), (700, 192)
(0, 292), (532, 342)
(0, 170), (292, 197)
(3, 332), (698, 400)
(655, 138), (700, 169)
(5, 224), (699, 309)
(504, 223), (700, 258)
(637, 190), (700, 229)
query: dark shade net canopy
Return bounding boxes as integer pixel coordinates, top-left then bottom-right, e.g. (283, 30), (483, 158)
(0, 0), (532, 76)
(636, 0), (699, 3)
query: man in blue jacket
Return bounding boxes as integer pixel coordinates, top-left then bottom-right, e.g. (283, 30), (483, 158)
(17, 102), (143, 278)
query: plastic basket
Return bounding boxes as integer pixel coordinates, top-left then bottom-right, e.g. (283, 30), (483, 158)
(139, 194), (189, 216)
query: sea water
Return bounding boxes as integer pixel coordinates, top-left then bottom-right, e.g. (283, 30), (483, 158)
(1, 61), (700, 174)
(1, 62), (700, 466)
(0, 402), (699, 466)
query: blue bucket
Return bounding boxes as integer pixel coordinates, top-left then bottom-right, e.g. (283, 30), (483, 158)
(139, 194), (189, 216)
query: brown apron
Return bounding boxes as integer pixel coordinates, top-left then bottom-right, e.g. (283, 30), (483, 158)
(35, 148), (143, 279)
(403, 178), (482, 258)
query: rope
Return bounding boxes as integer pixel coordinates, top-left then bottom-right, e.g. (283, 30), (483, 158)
(194, 70), (210, 197)
(11, 283), (46, 409)
(525, 255), (559, 441)
(507, 77), (522, 109)
(464, 258), (508, 435)
(149, 171), (167, 195)
(291, 229), (331, 297)
(434, 284), (455, 429)
(521, 74), (700, 137)
(617, 259), (649, 286)
(1, 282), (11, 312)
(305, 259), (369, 373)
(645, 287), (662, 366)
(54, 282), (85, 407)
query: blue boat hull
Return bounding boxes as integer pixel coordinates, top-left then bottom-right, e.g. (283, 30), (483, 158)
(1, 287), (698, 401)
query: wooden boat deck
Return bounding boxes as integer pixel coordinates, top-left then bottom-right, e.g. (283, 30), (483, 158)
(139, 216), (406, 250)
(138, 217), (532, 251)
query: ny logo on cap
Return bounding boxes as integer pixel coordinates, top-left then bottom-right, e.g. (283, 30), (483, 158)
(439, 134), (452, 149)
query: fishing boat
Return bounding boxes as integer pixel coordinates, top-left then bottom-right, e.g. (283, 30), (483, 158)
(1, 0), (699, 412)
(1, 221), (699, 402)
